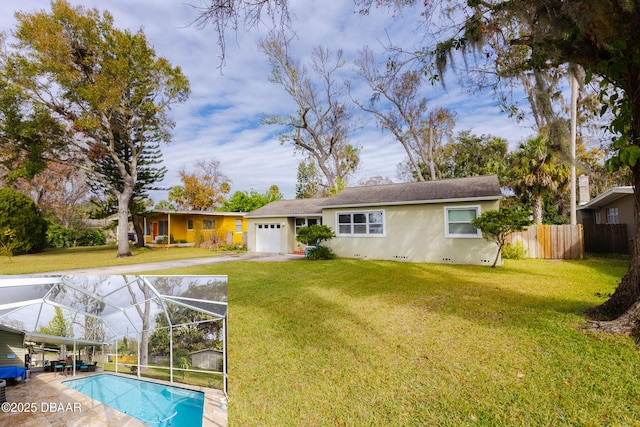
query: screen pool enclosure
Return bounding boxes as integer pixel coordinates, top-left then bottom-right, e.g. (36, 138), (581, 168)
(0, 275), (228, 395)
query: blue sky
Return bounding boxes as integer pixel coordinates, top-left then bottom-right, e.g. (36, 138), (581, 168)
(1, 0), (537, 200)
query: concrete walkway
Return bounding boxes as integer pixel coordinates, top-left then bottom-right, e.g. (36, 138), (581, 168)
(46, 252), (302, 275)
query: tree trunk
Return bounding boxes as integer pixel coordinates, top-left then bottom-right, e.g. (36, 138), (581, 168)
(586, 299), (640, 335)
(130, 211), (146, 248)
(587, 153), (640, 321)
(586, 76), (640, 329)
(491, 243), (503, 268)
(116, 188), (133, 257)
(533, 194), (543, 224)
(428, 124), (437, 180)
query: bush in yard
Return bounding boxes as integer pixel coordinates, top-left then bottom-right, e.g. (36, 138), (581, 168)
(75, 228), (106, 246)
(306, 245), (336, 260)
(296, 224), (336, 260)
(471, 206), (532, 268)
(47, 223), (106, 248)
(296, 224), (335, 245)
(502, 241), (527, 260)
(0, 188), (48, 255)
(46, 222), (74, 248)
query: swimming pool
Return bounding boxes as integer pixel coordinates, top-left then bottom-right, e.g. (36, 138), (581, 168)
(63, 374), (204, 427)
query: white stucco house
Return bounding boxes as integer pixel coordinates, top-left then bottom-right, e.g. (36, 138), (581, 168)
(246, 175), (503, 265)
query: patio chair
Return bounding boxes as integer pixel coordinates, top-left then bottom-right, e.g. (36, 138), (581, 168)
(87, 362), (97, 372)
(305, 241), (319, 258)
(53, 363), (64, 376)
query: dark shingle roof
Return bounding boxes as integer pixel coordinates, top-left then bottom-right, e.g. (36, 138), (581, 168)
(246, 175), (501, 217)
(322, 175), (501, 208)
(245, 198), (327, 218)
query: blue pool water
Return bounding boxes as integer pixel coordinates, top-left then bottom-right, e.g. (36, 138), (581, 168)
(63, 374), (204, 427)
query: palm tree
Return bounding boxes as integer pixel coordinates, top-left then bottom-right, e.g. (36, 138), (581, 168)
(509, 135), (571, 224)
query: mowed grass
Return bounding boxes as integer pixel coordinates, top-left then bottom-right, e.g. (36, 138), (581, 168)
(0, 245), (236, 274)
(3, 247), (638, 425)
(101, 362), (224, 390)
(151, 257), (639, 427)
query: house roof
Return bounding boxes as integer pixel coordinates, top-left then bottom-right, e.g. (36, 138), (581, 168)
(246, 175), (501, 218)
(189, 348), (223, 355)
(245, 198), (327, 218)
(577, 186), (633, 210)
(0, 324), (25, 335)
(323, 175), (502, 208)
(150, 209), (246, 217)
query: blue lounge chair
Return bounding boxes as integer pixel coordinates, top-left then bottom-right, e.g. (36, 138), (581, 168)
(305, 241), (319, 258)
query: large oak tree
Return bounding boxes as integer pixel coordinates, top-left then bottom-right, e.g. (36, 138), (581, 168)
(198, 0), (640, 333)
(1, 0), (189, 257)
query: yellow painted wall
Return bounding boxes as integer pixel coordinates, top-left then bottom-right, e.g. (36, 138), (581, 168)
(140, 213), (247, 247)
(185, 215), (247, 246)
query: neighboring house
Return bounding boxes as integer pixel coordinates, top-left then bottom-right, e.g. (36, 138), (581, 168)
(578, 186), (634, 234)
(139, 210), (247, 247)
(578, 186), (635, 253)
(190, 348), (223, 372)
(0, 324), (25, 368)
(246, 175), (503, 265)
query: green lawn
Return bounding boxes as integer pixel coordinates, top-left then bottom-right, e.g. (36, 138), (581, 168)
(151, 257), (639, 426)
(101, 362), (224, 390)
(4, 248), (639, 426)
(0, 245), (239, 274)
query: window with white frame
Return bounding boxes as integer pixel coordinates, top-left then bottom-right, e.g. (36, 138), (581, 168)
(595, 211), (601, 224)
(295, 218), (321, 235)
(235, 219), (243, 233)
(445, 207), (481, 238)
(606, 207), (619, 224)
(187, 219), (194, 230)
(337, 211), (384, 236)
(295, 218), (306, 235)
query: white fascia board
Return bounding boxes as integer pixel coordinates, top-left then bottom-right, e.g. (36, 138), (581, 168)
(578, 187), (634, 210)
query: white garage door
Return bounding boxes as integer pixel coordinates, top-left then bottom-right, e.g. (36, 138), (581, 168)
(256, 224), (282, 253)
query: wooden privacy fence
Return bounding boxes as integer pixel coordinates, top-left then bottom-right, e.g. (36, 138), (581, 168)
(583, 224), (630, 255)
(505, 224), (584, 259)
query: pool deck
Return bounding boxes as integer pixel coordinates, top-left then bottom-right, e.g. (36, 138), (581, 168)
(0, 371), (227, 427)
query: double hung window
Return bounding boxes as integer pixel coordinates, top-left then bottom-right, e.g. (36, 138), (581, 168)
(337, 211), (384, 236)
(445, 207), (481, 238)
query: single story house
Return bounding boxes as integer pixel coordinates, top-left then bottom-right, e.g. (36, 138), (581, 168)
(139, 210), (247, 247)
(578, 186), (634, 235)
(246, 175), (502, 265)
(578, 185), (635, 254)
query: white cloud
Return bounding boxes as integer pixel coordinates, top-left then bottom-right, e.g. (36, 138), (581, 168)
(1, 0), (533, 200)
